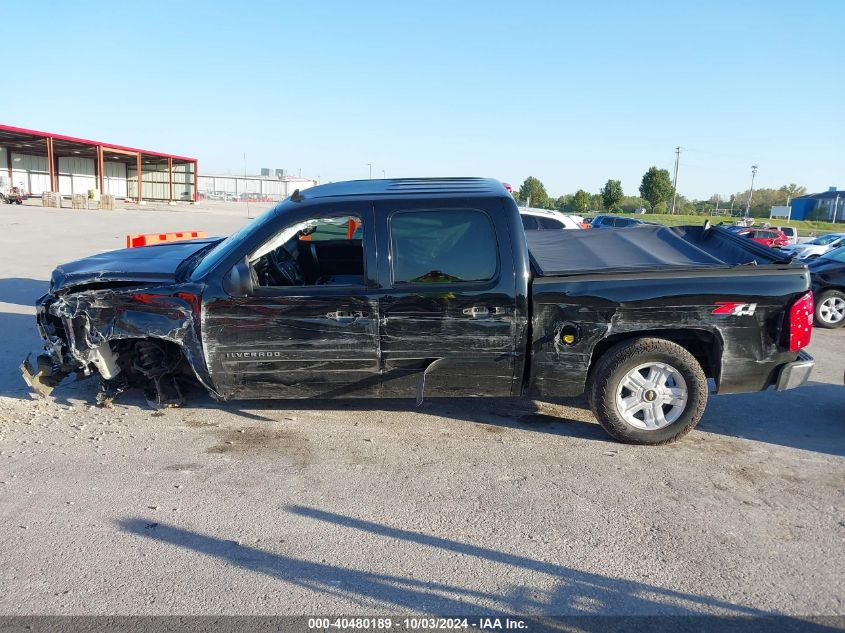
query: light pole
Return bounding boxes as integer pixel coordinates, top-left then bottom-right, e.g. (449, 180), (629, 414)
(367, 163), (372, 180)
(670, 146), (681, 215)
(382, 169), (386, 179)
(744, 165), (758, 218)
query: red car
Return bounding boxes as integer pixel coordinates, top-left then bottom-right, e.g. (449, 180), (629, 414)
(738, 228), (789, 248)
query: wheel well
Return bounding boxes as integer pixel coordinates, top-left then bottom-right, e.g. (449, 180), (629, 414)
(589, 329), (722, 382)
(817, 286), (845, 297)
(111, 337), (194, 382)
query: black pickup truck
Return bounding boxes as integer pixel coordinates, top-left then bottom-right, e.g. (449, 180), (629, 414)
(22, 178), (815, 444)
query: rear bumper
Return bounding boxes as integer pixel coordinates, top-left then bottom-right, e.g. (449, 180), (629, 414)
(775, 350), (814, 391)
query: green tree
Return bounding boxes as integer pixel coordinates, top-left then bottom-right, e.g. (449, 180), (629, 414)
(572, 189), (591, 214)
(729, 186), (809, 217)
(517, 176), (548, 209)
(600, 179), (624, 211)
(555, 194), (572, 211)
(639, 167), (673, 212)
(619, 195), (647, 212)
(780, 183), (807, 203)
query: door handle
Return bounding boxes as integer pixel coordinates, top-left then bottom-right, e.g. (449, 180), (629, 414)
(326, 310), (367, 321)
(462, 306), (489, 318)
(462, 306), (507, 318)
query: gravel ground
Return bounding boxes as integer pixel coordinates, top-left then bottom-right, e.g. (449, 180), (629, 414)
(0, 202), (843, 617)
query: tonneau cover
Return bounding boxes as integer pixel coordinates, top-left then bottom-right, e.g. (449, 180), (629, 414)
(526, 224), (787, 276)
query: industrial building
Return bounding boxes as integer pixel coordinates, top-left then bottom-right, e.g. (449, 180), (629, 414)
(0, 124), (198, 202)
(790, 188), (844, 223)
(197, 173), (317, 202)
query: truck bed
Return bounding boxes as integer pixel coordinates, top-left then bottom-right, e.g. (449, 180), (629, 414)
(526, 224), (792, 276)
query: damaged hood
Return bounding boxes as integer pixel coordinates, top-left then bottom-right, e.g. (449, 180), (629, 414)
(51, 238), (221, 293)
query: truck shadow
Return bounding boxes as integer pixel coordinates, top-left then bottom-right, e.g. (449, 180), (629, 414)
(210, 385), (845, 456)
(0, 278), (50, 400)
(698, 383), (845, 457)
(115, 508), (835, 626)
(0, 311), (46, 401)
(208, 396), (611, 443)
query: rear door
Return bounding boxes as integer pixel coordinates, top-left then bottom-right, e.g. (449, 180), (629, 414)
(374, 201), (519, 398)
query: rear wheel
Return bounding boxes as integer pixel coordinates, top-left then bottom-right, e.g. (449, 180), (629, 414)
(588, 338), (708, 445)
(815, 290), (845, 329)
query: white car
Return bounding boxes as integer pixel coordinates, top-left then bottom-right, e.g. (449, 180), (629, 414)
(776, 226), (798, 246)
(780, 233), (845, 260)
(520, 207), (583, 231)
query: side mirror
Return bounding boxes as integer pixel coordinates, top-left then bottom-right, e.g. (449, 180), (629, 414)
(223, 257), (254, 297)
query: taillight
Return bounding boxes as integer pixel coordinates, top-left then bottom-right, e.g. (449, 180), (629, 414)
(788, 291), (813, 351)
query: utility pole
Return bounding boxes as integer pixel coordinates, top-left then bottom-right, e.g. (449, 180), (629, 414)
(670, 146), (681, 215)
(834, 194), (841, 224)
(745, 165), (758, 218)
(367, 163), (372, 179)
(382, 169), (386, 179)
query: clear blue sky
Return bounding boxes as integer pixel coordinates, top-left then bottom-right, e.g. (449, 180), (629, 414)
(6, 1), (843, 199)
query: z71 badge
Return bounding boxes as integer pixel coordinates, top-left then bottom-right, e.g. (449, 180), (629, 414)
(712, 302), (757, 316)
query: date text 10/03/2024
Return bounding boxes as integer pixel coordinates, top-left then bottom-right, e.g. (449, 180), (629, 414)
(307, 618), (528, 630)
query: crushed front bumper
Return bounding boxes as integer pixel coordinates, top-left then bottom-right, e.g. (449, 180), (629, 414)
(775, 350), (814, 391)
(20, 352), (68, 397)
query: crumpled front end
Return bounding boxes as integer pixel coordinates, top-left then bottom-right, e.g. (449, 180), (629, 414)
(21, 285), (213, 407)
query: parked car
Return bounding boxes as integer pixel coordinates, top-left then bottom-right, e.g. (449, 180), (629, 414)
(737, 228), (789, 248)
(520, 208), (582, 231)
(780, 233), (845, 260)
(591, 214), (650, 229)
(808, 246), (845, 328)
(22, 178), (814, 445)
(776, 226), (798, 246)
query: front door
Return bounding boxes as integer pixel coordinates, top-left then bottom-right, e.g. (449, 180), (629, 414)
(203, 202), (381, 399)
(374, 201), (519, 398)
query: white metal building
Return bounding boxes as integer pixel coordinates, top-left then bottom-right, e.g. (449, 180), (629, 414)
(197, 174), (317, 202)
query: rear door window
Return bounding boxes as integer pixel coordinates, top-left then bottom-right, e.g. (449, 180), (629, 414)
(520, 215), (540, 231)
(538, 217), (564, 230)
(390, 209), (498, 285)
(600, 217), (615, 226)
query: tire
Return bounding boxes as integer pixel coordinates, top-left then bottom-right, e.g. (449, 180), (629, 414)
(815, 289), (845, 329)
(588, 337), (708, 445)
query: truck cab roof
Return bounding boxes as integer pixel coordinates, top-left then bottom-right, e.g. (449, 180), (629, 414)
(291, 178), (511, 202)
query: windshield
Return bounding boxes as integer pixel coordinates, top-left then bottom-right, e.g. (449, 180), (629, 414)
(190, 205), (279, 280)
(820, 246), (845, 263)
(809, 234), (844, 245)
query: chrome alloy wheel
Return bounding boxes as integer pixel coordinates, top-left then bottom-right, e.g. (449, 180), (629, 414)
(819, 296), (845, 325)
(615, 362), (688, 430)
